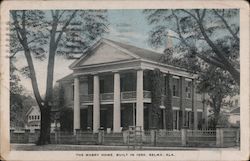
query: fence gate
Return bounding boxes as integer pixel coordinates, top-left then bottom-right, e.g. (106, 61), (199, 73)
(127, 126), (142, 150)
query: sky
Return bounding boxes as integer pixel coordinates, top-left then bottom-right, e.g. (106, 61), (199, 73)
(14, 10), (166, 96)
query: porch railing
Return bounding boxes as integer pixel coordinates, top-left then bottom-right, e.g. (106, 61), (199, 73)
(121, 91), (136, 100)
(100, 93), (114, 101)
(80, 91), (151, 103)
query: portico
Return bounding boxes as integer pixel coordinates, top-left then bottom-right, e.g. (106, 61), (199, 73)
(73, 69), (147, 133)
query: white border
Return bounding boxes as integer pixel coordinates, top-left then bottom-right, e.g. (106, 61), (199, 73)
(0, 0), (249, 161)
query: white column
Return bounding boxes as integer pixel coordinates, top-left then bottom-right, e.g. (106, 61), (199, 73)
(73, 76), (80, 134)
(136, 70), (144, 129)
(113, 72), (121, 133)
(93, 75), (100, 133)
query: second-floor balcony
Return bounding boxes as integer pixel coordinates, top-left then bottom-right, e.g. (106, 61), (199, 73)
(80, 91), (152, 104)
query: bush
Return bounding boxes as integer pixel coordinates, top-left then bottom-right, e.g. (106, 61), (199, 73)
(59, 108), (73, 132)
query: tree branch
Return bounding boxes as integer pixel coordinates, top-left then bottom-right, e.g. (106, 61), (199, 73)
(55, 10), (78, 46)
(201, 9), (206, 21)
(180, 9), (198, 21)
(171, 10), (226, 70)
(58, 10), (66, 21)
(195, 10), (240, 84)
(213, 9), (239, 42)
(196, 54), (226, 69)
(9, 47), (23, 58)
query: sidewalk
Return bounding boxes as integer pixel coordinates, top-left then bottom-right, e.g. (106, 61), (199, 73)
(11, 144), (240, 151)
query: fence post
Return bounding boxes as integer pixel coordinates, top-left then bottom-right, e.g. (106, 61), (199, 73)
(98, 129), (104, 145)
(54, 129), (58, 144)
(75, 129), (80, 145)
(150, 130), (157, 146)
(34, 129), (40, 143)
(181, 128), (187, 146)
(24, 129), (30, 143)
(216, 126), (224, 147)
(123, 130), (128, 144)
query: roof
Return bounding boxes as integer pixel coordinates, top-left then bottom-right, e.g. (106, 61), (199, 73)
(230, 107), (240, 114)
(26, 106), (40, 117)
(59, 38), (191, 82)
(105, 39), (163, 62)
(57, 73), (74, 82)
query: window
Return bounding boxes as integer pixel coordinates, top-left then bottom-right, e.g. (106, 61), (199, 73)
(100, 79), (104, 93)
(172, 78), (180, 97)
(184, 111), (192, 127)
(72, 84), (74, 100)
(37, 116), (40, 120)
(197, 112), (203, 129)
(32, 116), (34, 120)
(29, 116), (31, 120)
(173, 110), (179, 130)
(186, 81), (192, 98)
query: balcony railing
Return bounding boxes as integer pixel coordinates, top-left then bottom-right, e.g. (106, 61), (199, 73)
(80, 91), (151, 103)
(100, 93), (114, 101)
(121, 91), (136, 100)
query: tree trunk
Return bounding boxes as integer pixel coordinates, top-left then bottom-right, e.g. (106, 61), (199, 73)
(212, 97), (222, 128)
(37, 105), (51, 145)
(214, 110), (220, 128)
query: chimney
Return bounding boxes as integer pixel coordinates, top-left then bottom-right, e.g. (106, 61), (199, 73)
(166, 32), (173, 49)
(163, 31), (173, 54)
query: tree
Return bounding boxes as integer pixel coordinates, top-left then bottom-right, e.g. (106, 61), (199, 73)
(10, 10), (108, 145)
(148, 69), (163, 129)
(197, 65), (238, 127)
(144, 9), (240, 84)
(10, 57), (24, 128)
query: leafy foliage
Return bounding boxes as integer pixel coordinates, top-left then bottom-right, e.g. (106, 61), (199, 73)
(208, 113), (231, 128)
(144, 9), (240, 84)
(197, 65), (238, 126)
(10, 58), (23, 94)
(148, 69), (163, 129)
(59, 108), (73, 132)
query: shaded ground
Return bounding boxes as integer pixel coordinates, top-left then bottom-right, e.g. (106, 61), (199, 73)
(11, 144), (240, 151)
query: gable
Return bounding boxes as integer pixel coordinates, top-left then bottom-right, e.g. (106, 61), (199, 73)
(27, 106), (40, 116)
(77, 42), (135, 66)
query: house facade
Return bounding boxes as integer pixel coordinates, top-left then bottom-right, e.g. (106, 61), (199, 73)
(25, 106), (41, 132)
(58, 38), (208, 133)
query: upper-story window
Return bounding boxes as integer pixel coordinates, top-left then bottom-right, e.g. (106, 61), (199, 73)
(196, 93), (202, 101)
(72, 84), (74, 100)
(186, 81), (192, 99)
(172, 77), (180, 97)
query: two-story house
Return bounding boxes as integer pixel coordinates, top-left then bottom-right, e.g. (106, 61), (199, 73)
(57, 38), (208, 133)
